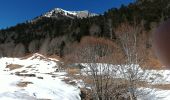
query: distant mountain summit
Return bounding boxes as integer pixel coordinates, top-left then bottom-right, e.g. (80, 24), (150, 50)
(42, 8), (98, 19)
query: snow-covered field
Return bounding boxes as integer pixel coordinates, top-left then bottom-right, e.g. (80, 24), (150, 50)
(1, 53), (170, 100)
(0, 53), (81, 100)
(80, 63), (170, 100)
(81, 63), (170, 83)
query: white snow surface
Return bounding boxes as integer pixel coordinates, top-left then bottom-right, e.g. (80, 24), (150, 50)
(1, 54), (170, 100)
(0, 53), (81, 100)
(137, 88), (170, 100)
(43, 8), (97, 18)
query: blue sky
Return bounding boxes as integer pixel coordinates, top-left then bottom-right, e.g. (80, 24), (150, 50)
(0, 0), (134, 29)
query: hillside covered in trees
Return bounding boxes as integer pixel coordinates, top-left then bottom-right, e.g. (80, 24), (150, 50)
(0, 0), (169, 63)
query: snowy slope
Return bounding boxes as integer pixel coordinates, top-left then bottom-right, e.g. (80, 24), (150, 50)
(0, 53), (81, 100)
(43, 8), (97, 19)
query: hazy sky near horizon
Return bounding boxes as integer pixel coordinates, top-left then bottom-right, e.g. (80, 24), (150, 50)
(0, 0), (134, 29)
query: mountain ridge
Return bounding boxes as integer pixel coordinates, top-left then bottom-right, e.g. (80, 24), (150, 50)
(42, 8), (98, 19)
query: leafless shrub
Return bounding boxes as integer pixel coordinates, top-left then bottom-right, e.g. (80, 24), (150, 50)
(65, 23), (164, 100)
(64, 36), (127, 100)
(114, 22), (164, 100)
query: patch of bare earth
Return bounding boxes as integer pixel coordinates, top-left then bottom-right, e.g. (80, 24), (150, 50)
(17, 81), (33, 87)
(26, 65), (32, 68)
(15, 72), (36, 77)
(6, 64), (23, 70)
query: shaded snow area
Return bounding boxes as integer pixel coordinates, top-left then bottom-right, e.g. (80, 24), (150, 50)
(0, 53), (81, 100)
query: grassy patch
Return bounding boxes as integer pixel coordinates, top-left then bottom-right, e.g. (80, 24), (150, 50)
(67, 68), (80, 76)
(17, 81), (33, 87)
(6, 64), (23, 70)
(150, 84), (170, 90)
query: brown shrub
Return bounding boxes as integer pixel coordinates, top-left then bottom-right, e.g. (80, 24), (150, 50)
(64, 36), (123, 64)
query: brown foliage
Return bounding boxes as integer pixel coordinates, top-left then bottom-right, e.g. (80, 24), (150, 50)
(67, 68), (80, 76)
(64, 36), (123, 64)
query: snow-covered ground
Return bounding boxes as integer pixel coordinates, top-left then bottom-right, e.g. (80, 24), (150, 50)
(0, 53), (81, 100)
(80, 63), (170, 100)
(1, 54), (170, 100)
(138, 88), (170, 100)
(81, 63), (170, 83)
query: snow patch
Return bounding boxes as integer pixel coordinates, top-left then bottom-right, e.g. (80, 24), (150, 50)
(43, 8), (98, 19)
(0, 53), (81, 100)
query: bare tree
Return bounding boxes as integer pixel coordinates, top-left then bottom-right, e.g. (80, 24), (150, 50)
(107, 19), (114, 40)
(49, 36), (67, 56)
(89, 24), (101, 36)
(39, 38), (51, 55)
(114, 22), (163, 100)
(13, 43), (26, 57)
(0, 42), (15, 56)
(28, 40), (40, 53)
(65, 36), (127, 100)
(65, 24), (163, 100)
(48, 37), (60, 55)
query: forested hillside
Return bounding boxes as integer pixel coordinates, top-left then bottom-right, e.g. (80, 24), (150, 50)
(0, 0), (169, 61)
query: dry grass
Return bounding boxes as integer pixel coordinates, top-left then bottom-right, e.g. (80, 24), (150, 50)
(67, 68), (80, 76)
(141, 57), (163, 70)
(150, 84), (170, 90)
(48, 54), (62, 61)
(26, 65), (32, 68)
(6, 64), (23, 70)
(17, 81), (33, 87)
(83, 77), (93, 84)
